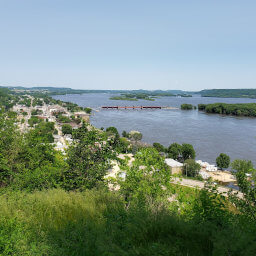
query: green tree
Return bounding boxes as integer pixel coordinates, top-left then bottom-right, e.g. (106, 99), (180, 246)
(0, 112), (21, 186)
(57, 115), (71, 123)
(181, 143), (195, 161)
(122, 130), (129, 138)
(119, 148), (171, 203)
(153, 142), (166, 152)
(106, 126), (120, 138)
(32, 121), (55, 143)
(7, 111), (17, 118)
(229, 160), (256, 221)
(62, 124), (72, 135)
(63, 129), (116, 190)
(167, 143), (182, 160)
(183, 159), (201, 177)
(28, 116), (41, 127)
(216, 153), (230, 169)
(0, 118), (65, 190)
(117, 137), (131, 153)
(72, 122), (88, 139)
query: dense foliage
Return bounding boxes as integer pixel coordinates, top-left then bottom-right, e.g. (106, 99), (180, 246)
(230, 160), (256, 221)
(63, 128), (117, 191)
(110, 92), (175, 101)
(167, 143), (195, 162)
(62, 124), (72, 135)
(119, 148), (171, 203)
(216, 153), (230, 169)
(200, 89), (256, 98)
(0, 183), (256, 255)
(181, 103), (194, 110)
(153, 142), (166, 152)
(198, 103), (256, 117)
(0, 114), (65, 190)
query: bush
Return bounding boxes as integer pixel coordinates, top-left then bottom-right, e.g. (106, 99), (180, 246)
(84, 107), (92, 114)
(129, 130), (142, 142)
(198, 104), (207, 110)
(181, 104), (193, 110)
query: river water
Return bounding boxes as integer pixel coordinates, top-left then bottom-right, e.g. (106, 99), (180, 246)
(53, 93), (256, 165)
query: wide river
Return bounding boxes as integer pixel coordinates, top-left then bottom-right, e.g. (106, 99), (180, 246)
(54, 93), (256, 165)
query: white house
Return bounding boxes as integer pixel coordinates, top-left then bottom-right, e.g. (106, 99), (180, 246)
(165, 158), (183, 174)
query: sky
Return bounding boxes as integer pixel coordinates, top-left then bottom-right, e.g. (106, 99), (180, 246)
(0, 0), (255, 91)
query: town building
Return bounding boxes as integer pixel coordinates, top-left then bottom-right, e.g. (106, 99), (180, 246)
(165, 158), (183, 174)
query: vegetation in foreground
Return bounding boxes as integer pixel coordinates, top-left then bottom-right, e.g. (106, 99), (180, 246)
(0, 182), (256, 256)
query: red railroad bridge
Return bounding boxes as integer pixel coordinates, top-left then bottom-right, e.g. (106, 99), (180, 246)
(102, 106), (162, 109)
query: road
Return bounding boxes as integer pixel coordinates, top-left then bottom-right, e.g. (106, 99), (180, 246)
(171, 177), (243, 198)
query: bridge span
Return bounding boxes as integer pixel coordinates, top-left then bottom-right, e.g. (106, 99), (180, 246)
(101, 106), (178, 110)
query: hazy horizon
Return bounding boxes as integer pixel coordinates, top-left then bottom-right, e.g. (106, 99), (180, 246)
(1, 0), (255, 90)
(3, 85), (256, 92)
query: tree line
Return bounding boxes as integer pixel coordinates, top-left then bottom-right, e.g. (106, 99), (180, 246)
(198, 103), (256, 117)
(200, 89), (256, 98)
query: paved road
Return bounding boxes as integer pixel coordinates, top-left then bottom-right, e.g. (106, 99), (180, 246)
(171, 177), (243, 198)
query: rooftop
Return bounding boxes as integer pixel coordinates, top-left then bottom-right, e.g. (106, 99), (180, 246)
(165, 158), (183, 167)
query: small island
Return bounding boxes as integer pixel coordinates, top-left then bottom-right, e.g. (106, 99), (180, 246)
(198, 103), (256, 117)
(181, 104), (196, 110)
(110, 92), (175, 101)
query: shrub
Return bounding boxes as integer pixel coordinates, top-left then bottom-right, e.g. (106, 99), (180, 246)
(181, 104), (193, 110)
(84, 107), (92, 114)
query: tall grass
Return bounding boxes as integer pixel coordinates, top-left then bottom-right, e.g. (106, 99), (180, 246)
(0, 189), (255, 256)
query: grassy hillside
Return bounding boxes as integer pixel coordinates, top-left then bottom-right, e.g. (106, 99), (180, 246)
(0, 188), (255, 256)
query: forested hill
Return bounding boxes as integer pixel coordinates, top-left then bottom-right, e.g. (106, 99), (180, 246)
(200, 89), (256, 98)
(1, 86), (192, 96)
